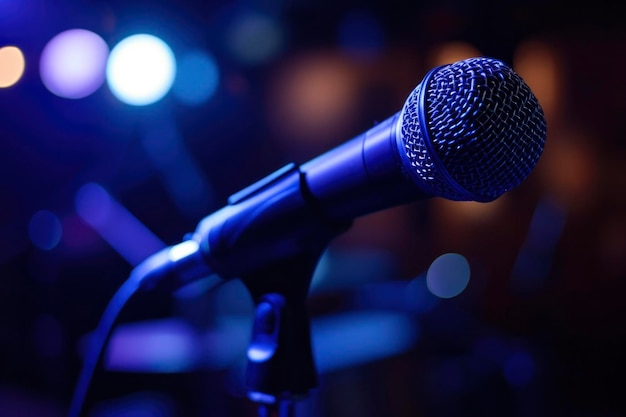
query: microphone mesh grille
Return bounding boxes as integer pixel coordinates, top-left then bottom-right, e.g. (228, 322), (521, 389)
(400, 57), (547, 201)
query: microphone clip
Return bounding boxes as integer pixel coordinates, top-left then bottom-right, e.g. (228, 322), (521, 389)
(241, 251), (324, 413)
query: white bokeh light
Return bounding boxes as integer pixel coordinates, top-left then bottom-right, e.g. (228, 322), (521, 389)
(40, 29), (109, 99)
(106, 34), (176, 106)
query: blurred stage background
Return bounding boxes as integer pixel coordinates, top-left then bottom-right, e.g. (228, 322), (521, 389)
(1, 0), (625, 416)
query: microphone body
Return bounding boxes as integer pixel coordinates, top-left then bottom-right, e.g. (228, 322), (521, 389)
(302, 112), (429, 220)
(200, 113), (424, 274)
(133, 57), (547, 291)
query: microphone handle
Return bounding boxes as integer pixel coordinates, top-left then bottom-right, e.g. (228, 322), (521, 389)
(301, 112), (428, 222)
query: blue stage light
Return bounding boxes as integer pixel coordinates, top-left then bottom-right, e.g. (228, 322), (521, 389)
(172, 50), (219, 106)
(106, 34), (176, 106)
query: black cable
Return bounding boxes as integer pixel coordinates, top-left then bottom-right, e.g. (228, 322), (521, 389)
(67, 275), (141, 417)
(66, 271), (229, 417)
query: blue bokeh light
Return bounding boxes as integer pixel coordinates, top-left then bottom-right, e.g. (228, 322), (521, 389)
(426, 253), (471, 299)
(0, 0), (28, 30)
(312, 311), (419, 373)
(106, 34), (176, 106)
(227, 12), (284, 65)
(504, 351), (536, 387)
(337, 10), (385, 59)
(28, 210), (62, 250)
(140, 117), (214, 218)
(405, 274), (440, 314)
(75, 183), (166, 265)
(105, 319), (197, 373)
(172, 50), (219, 106)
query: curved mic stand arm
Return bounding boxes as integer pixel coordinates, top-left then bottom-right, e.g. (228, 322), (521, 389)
(240, 250), (326, 417)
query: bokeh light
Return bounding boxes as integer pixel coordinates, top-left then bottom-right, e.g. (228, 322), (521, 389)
(337, 10), (385, 59)
(312, 311), (419, 373)
(75, 183), (166, 265)
(28, 210), (62, 251)
(513, 39), (563, 123)
(0, 46), (25, 88)
(267, 52), (359, 150)
(426, 253), (471, 299)
(430, 197), (507, 250)
(106, 34), (176, 106)
(140, 117), (214, 218)
(172, 50), (219, 106)
(510, 197), (567, 293)
(39, 29), (109, 99)
(405, 274), (439, 314)
(226, 12), (284, 65)
(0, 0), (30, 31)
(503, 351), (536, 387)
(435, 198), (506, 225)
(428, 41), (482, 67)
(105, 319), (198, 373)
(541, 131), (599, 210)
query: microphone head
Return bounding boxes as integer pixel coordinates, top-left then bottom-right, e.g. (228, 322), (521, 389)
(398, 56), (547, 202)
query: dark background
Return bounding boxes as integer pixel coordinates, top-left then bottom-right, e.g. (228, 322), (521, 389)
(1, 0), (626, 416)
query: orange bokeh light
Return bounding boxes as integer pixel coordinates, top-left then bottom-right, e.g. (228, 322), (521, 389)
(0, 46), (25, 88)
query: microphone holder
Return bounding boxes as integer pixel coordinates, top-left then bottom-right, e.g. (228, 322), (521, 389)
(240, 251), (325, 417)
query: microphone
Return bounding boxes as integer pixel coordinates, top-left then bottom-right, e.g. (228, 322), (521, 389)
(133, 56), (547, 291)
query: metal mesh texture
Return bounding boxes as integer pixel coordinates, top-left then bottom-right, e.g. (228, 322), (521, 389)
(399, 57), (547, 201)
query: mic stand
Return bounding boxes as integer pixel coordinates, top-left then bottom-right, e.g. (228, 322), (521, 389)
(240, 251), (323, 417)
